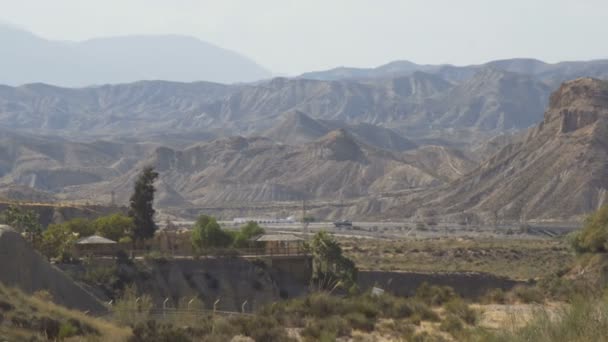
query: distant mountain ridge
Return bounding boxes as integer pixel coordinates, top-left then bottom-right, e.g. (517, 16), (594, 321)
(0, 25), (271, 86)
(300, 58), (608, 87)
(0, 68), (553, 139)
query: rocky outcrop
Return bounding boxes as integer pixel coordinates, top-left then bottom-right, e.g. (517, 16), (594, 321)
(382, 78), (608, 222)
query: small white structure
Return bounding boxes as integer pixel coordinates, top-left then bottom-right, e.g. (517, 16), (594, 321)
(233, 217), (296, 225)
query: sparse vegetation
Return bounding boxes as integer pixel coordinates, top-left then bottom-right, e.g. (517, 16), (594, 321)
(0, 284), (130, 341)
(341, 237), (574, 280)
(571, 204), (608, 253)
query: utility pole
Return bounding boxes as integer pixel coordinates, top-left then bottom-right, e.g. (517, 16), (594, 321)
(110, 191), (115, 206)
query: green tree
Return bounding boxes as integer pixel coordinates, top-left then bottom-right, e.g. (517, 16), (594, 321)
(191, 215), (234, 251)
(128, 166), (159, 244)
(308, 231), (357, 291)
(571, 205), (608, 253)
(40, 223), (77, 260)
(94, 213), (135, 241)
(62, 218), (96, 237)
(233, 221), (265, 248)
(1, 205), (42, 243)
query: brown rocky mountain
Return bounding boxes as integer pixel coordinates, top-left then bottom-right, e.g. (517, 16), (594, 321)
(420, 68), (551, 131)
(54, 130), (472, 207)
(263, 110), (417, 151)
(379, 78), (608, 222)
(0, 131), (152, 196)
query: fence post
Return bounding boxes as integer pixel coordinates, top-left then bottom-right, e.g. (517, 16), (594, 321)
(187, 297), (196, 311)
(163, 298), (170, 318)
(213, 298), (220, 315)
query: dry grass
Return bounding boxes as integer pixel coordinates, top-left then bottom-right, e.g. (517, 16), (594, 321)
(0, 284), (130, 341)
(340, 237), (573, 280)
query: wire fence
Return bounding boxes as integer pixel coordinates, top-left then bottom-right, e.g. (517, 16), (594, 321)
(125, 246), (309, 259)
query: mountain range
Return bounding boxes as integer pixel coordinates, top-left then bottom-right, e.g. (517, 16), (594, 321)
(0, 67), (553, 141)
(1, 28), (608, 224)
(300, 58), (608, 88)
(373, 78), (608, 222)
(0, 25), (271, 86)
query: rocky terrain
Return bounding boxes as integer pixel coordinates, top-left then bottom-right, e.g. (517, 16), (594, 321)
(0, 66), (553, 140)
(0, 55), (606, 223)
(378, 78), (608, 222)
(57, 130), (473, 207)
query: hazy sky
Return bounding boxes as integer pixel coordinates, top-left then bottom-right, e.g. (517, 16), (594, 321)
(1, 0), (607, 75)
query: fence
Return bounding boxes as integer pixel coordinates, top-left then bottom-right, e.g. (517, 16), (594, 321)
(126, 245), (308, 259)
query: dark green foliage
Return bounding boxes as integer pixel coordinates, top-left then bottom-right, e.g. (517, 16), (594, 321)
(40, 222), (78, 260)
(233, 221), (265, 248)
(309, 231), (358, 290)
(61, 218), (96, 237)
(40, 214), (133, 260)
(129, 166), (159, 243)
(191, 215), (233, 250)
(93, 213), (134, 241)
(58, 322), (78, 339)
(1, 205), (42, 244)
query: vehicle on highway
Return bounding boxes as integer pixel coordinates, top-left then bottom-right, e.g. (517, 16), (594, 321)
(334, 220), (353, 228)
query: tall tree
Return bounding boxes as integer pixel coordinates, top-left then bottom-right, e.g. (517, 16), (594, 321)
(128, 166), (159, 244)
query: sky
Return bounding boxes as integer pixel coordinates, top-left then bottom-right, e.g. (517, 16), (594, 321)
(1, 0), (607, 75)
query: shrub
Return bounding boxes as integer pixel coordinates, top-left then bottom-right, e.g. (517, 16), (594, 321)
(512, 285), (544, 304)
(570, 205), (608, 253)
(345, 312), (375, 332)
(58, 322), (78, 339)
(439, 314), (464, 335)
(444, 298), (477, 325)
(302, 316), (351, 341)
(415, 282), (457, 306)
(232, 315), (291, 342)
(482, 288), (507, 304)
(129, 320), (191, 342)
(537, 275), (580, 301)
